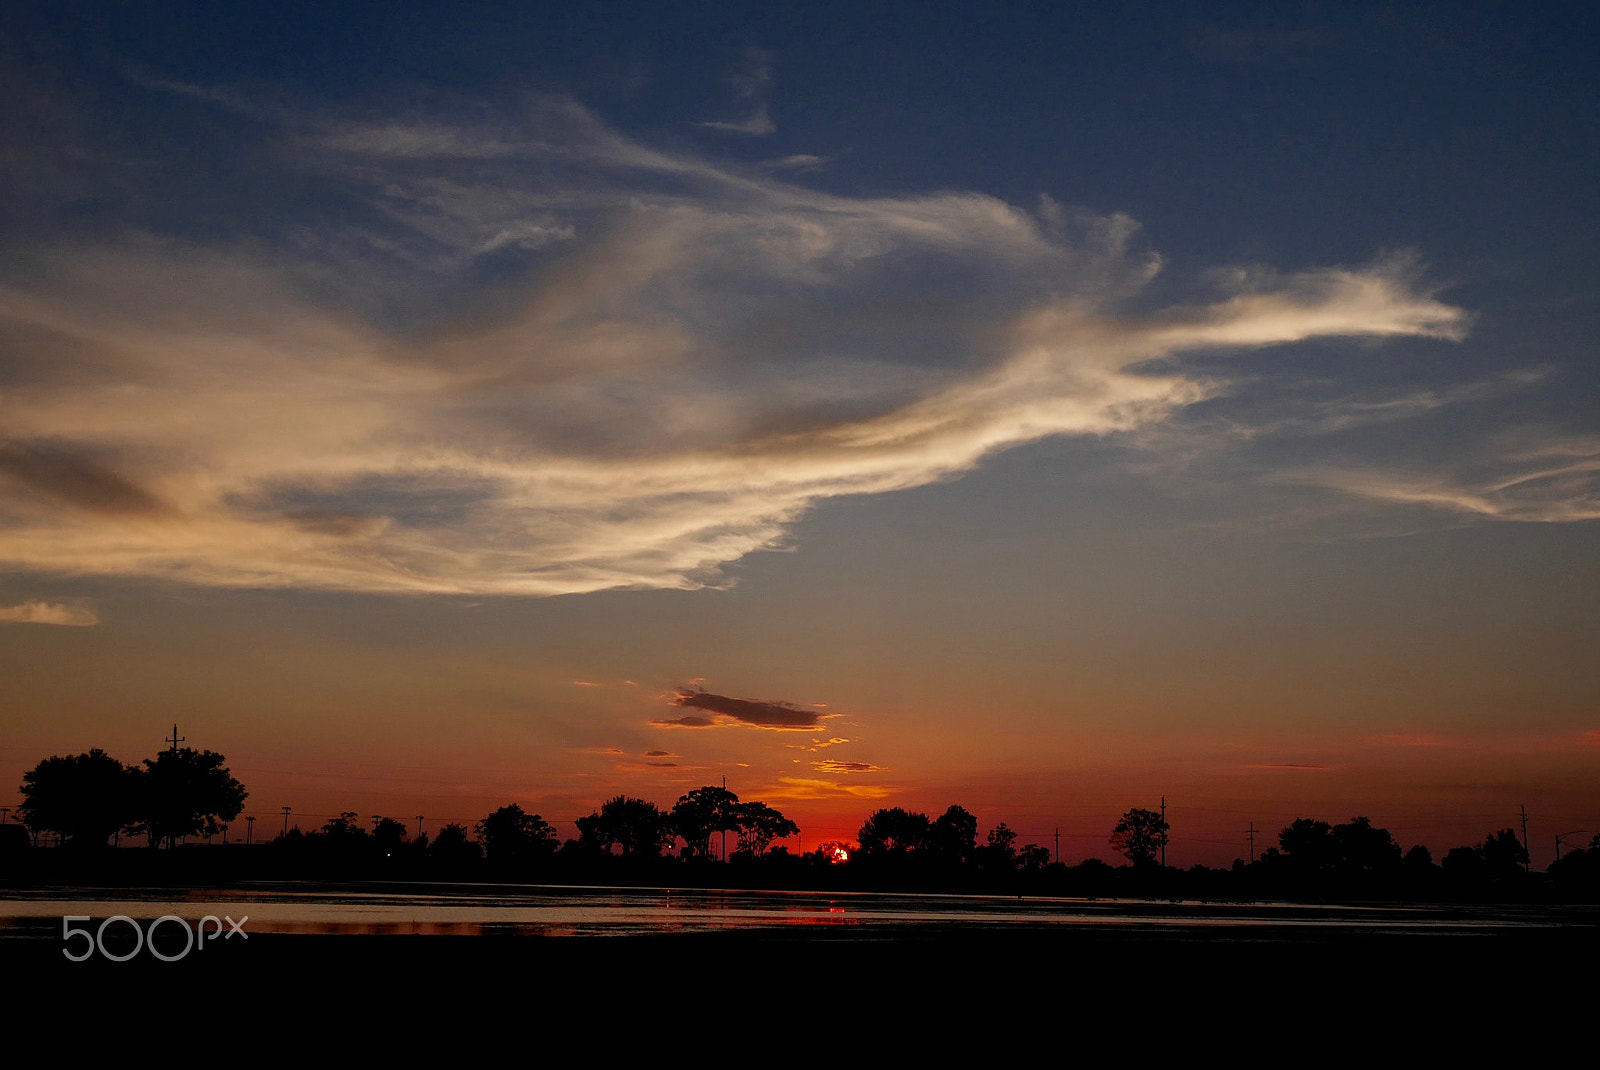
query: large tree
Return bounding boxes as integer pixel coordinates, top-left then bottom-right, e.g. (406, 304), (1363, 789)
(731, 801), (799, 856)
(476, 804), (558, 864)
(1110, 807), (1169, 866)
(978, 823), (1018, 870)
(668, 786), (740, 858)
(1479, 828), (1530, 877)
(370, 815), (409, 853)
(928, 805), (978, 864)
(132, 748), (248, 848)
(856, 807), (931, 857)
(430, 822), (482, 863)
(17, 749), (138, 848)
(1018, 843), (1052, 871)
(1331, 817), (1402, 874)
(1278, 818), (1337, 873)
(583, 796), (671, 857)
(1278, 816), (1402, 876)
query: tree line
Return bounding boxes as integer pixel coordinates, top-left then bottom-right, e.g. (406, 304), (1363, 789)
(273, 787), (806, 867)
(7, 745), (1600, 899)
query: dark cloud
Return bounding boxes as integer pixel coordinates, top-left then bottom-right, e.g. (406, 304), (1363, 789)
(646, 761), (679, 767)
(643, 750), (675, 757)
(0, 440), (171, 516)
(651, 715), (714, 728)
(813, 759), (880, 774)
(669, 688), (823, 729)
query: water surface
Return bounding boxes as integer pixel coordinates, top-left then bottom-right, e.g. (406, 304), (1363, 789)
(0, 884), (1585, 938)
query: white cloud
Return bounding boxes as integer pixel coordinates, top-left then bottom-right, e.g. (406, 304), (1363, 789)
(0, 99), (1476, 595)
(1284, 434), (1600, 522)
(0, 601), (99, 626)
(760, 154), (829, 172)
(697, 46), (777, 135)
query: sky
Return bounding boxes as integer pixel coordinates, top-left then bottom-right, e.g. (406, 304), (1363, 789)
(1, 2), (1596, 865)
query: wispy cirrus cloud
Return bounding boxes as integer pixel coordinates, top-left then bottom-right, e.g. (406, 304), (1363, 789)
(760, 153), (828, 172)
(0, 87), (1483, 595)
(698, 47), (776, 135)
(0, 601), (99, 626)
(1279, 433), (1600, 523)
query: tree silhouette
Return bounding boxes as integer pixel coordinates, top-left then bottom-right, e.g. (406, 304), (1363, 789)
(131, 748), (247, 848)
(979, 822), (1018, 870)
(731, 801), (799, 856)
(928, 805), (978, 864)
(430, 822), (482, 863)
(856, 808), (930, 857)
(475, 804), (558, 864)
(584, 796), (670, 857)
(1479, 828), (1529, 877)
(1275, 816), (1404, 878)
(371, 815), (409, 853)
(1331, 817), (1402, 874)
(575, 811), (606, 853)
(1018, 843), (1052, 871)
(1110, 807), (1169, 866)
(1441, 844), (1486, 882)
(668, 786), (739, 858)
(811, 840), (853, 864)
(17, 749), (138, 848)
(319, 812), (365, 839)
(1278, 818), (1336, 872)
(1403, 844), (1434, 870)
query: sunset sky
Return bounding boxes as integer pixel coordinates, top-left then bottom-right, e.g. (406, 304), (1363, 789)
(2, 3), (1596, 866)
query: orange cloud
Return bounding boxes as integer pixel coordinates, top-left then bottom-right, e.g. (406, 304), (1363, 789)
(758, 777), (898, 801)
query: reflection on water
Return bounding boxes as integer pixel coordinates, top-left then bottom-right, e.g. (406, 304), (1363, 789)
(0, 884), (1589, 938)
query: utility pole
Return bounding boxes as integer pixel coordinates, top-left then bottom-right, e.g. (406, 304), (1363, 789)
(1247, 822), (1257, 863)
(721, 775), (728, 863)
(1160, 796), (1167, 868)
(416, 815), (425, 841)
(0, 807), (10, 824)
(281, 806), (292, 836)
(1520, 805), (1530, 871)
(246, 815), (255, 844)
(165, 723), (185, 754)
(1054, 827), (1060, 866)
